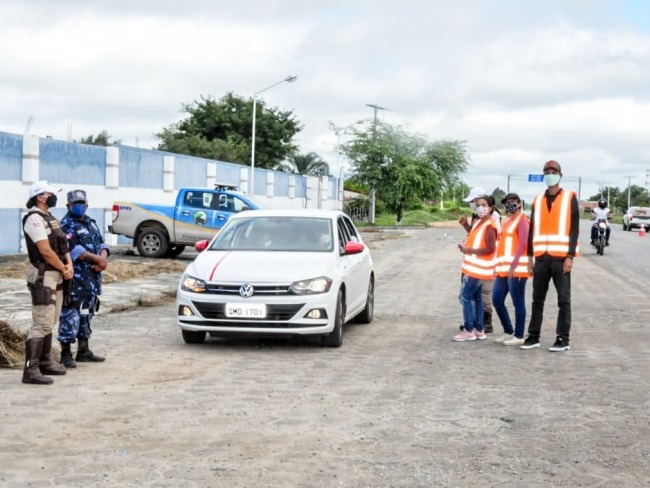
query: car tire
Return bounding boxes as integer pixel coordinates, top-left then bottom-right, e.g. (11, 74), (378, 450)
(182, 329), (206, 344)
(165, 245), (186, 258)
(137, 228), (169, 258)
(622, 222), (628, 231)
(354, 276), (374, 324)
(322, 289), (344, 348)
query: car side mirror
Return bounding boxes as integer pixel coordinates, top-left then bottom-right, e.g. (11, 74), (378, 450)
(195, 240), (209, 252)
(344, 241), (364, 254)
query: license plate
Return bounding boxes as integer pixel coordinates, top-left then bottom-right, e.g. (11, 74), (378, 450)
(225, 303), (266, 318)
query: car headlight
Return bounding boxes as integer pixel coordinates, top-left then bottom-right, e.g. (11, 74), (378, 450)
(289, 276), (332, 295)
(180, 274), (207, 293)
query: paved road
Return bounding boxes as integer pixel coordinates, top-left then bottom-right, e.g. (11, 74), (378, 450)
(1, 226), (649, 487)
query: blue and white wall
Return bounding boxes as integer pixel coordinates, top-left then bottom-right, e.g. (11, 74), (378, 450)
(0, 130), (341, 255)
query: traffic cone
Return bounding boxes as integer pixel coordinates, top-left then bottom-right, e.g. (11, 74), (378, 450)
(640, 224), (646, 237)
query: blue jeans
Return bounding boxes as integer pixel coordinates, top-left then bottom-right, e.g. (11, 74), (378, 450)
(460, 275), (484, 332)
(492, 276), (528, 338)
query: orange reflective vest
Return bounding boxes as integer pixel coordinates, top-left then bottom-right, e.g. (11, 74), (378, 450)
(461, 219), (497, 280)
(495, 214), (531, 278)
(531, 190), (580, 257)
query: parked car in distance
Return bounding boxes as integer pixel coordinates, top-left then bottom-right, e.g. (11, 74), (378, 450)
(622, 206), (650, 231)
(176, 209), (375, 347)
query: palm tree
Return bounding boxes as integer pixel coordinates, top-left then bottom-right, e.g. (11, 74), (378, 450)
(276, 152), (330, 177)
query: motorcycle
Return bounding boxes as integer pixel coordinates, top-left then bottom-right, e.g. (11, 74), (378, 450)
(592, 218), (608, 256)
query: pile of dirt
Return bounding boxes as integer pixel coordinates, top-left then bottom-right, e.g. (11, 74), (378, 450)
(0, 320), (26, 368)
(0, 258), (186, 283)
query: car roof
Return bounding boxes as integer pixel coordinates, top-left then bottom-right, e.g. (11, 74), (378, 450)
(229, 208), (346, 220)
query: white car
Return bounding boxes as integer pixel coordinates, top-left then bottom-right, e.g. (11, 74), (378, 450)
(176, 209), (374, 347)
(622, 206), (650, 231)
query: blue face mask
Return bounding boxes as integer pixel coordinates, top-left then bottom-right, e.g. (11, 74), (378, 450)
(70, 203), (87, 218)
(544, 174), (561, 187)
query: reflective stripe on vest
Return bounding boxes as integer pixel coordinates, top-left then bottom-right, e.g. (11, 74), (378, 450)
(495, 214), (531, 278)
(462, 219), (496, 280)
(531, 190), (580, 257)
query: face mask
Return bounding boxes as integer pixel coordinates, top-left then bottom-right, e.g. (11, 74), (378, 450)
(504, 202), (519, 214)
(470, 202), (477, 211)
(476, 206), (490, 218)
(45, 194), (58, 208)
(71, 203), (87, 218)
(544, 174), (561, 187)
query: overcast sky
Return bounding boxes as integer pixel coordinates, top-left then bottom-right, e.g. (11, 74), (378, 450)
(2, 0), (650, 203)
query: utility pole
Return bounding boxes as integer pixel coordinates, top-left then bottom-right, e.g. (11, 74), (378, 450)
(365, 103), (389, 224)
(623, 175), (635, 209)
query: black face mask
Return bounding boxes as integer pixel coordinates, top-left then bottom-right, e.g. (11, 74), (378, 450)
(45, 194), (58, 208)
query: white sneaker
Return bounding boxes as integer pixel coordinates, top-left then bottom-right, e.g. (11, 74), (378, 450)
(494, 333), (513, 343)
(504, 336), (525, 346)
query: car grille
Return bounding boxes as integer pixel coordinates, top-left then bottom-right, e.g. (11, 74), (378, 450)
(205, 284), (291, 296)
(192, 302), (305, 321)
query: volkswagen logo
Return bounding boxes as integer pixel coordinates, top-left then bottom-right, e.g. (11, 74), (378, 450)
(239, 283), (254, 298)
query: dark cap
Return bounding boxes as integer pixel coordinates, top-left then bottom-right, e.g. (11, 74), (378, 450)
(67, 189), (87, 203)
(501, 193), (521, 204)
(543, 160), (561, 172)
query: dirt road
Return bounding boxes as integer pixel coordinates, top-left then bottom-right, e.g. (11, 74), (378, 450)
(1, 227), (648, 487)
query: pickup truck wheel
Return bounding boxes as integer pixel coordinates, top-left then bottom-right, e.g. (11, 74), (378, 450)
(137, 228), (169, 258)
(165, 245), (186, 258)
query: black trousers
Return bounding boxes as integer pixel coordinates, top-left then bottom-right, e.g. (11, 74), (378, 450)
(527, 258), (572, 340)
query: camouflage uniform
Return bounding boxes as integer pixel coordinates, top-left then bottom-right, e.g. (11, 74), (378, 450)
(58, 211), (110, 346)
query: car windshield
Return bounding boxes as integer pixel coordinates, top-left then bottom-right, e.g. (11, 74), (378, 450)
(209, 216), (334, 252)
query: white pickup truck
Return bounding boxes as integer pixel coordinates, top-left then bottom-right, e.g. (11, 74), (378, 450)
(109, 184), (261, 258)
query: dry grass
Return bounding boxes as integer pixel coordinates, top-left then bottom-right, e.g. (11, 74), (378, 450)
(0, 320), (25, 368)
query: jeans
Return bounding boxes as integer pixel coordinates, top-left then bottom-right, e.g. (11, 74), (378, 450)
(460, 275), (484, 332)
(492, 276), (528, 338)
(527, 258), (572, 340)
(590, 224), (611, 242)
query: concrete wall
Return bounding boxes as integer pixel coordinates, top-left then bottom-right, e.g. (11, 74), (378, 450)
(0, 130), (342, 255)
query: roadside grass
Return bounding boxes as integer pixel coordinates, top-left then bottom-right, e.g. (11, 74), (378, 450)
(358, 207), (466, 227)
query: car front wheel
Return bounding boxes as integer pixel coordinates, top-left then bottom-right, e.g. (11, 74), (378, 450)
(322, 289), (344, 348)
(182, 329), (206, 344)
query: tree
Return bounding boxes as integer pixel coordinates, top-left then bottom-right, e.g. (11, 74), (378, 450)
(276, 152), (330, 177)
(491, 187), (506, 207)
(78, 130), (120, 146)
(342, 122), (469, 223)
(155, 92), (303, 168)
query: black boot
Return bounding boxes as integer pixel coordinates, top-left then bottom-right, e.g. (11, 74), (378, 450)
(39, 334), (66, 375)
(22, 337), (54, 385)
(483, 311), (493, 333)
(60, 342), (77, 368)
(76, 338), (105, 362)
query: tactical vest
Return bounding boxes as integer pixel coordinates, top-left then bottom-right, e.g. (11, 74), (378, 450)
(22, 210), (69, 271)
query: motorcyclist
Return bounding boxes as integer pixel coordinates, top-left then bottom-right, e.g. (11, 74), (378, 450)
(591, 198), (612, 246)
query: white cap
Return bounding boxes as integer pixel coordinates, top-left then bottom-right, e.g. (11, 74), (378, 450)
(29, 180), (62, 198)
(462, 187), (487, 202)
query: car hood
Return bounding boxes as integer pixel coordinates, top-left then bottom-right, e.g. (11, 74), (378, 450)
(185, 250), (338, 283)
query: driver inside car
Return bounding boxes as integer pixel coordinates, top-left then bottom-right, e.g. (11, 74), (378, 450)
(590, 198), (612, 246)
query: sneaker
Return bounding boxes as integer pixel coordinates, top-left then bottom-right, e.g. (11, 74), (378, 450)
(474, 330), (487, 340)
(520, 335), (540, 349)
(605, 241), (610, 246)
(549, 337), (570, 352)
(453, 330), (477, 342)
(503, 336), (525, 346)
(494, 333), (514, 343)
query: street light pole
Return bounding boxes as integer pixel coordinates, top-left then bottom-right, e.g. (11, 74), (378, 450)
(329, 120), (363, 210)
(250, 74), (297, 195)
(365, 103), (389, 224)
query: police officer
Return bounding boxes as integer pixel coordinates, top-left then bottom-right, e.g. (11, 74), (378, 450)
(58, 189), (110, 367)
(22, 181), (71, 385)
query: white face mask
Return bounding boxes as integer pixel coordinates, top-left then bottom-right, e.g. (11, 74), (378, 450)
(544, 174), (561, 187)
(476, 206), (490, 218)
